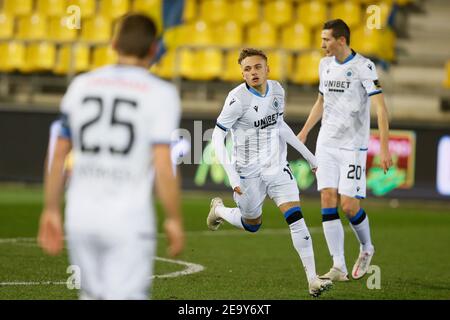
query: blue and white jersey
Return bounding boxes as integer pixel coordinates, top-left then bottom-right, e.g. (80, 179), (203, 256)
(318, 51), (382, 150)
(59, 65), (180, 235)
(216, 80), (287, 178)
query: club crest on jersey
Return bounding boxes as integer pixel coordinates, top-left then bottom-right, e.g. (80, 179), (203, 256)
(272, 98), (280, 111)
(253, 105), (259, 112)
(345, 68), (354, 79)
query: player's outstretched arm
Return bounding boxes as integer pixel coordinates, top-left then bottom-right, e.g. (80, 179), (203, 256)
(38, 137), (71, 256)
(154, 144), (185, 257)
(280, 121), (318, 170)
(211, 127), (241, 192)
(297, 93), (324, 143)
(371, 93), (393, 173)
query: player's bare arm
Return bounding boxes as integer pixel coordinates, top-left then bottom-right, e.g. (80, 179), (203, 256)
(298, 93), (324, 143)
(371, 93), (393, 173)
(38, 137), (72, 256)
(154, 144), (184, 257)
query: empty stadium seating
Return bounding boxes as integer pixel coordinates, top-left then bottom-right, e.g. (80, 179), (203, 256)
(0, 0), (399, 88)
(289, 51), (323, 85)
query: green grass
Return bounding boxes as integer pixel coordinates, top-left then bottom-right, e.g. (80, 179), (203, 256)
(0, 184), (449, 300)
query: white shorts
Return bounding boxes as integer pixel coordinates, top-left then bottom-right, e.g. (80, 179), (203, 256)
(233, 164), (300, 219)
(66, 230), (156, 300)
(316, 145), (367, 199)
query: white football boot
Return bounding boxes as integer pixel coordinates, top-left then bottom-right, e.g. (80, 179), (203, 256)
(206, 197), (224, 231)
(351, 250), (375, 280)
(320, 267), (350, 282)
(308, 277), (333, 297)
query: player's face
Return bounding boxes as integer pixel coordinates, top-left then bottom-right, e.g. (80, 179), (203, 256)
(321, 29), (339, 57)
(240, 55), (269, 89)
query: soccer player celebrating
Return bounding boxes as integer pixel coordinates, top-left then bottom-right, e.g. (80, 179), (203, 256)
(37, 14), (184, 299)
(297, 19), (393, 281)
(207, 48), (332, 297)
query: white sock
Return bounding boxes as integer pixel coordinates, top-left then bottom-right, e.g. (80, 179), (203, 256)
(322, 219), (347, 274)
(349, 209), (374, 253)
(288, 218), (317, 284)
(216, 206), (244, 230)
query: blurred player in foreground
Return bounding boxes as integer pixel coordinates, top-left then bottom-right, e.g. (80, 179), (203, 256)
(297, 19), (392, 281)
(207, 48), (332, 297)
(38, 14), (184, 299)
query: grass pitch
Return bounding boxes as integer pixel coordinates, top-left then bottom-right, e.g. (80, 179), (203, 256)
(0, 184), (449, 300)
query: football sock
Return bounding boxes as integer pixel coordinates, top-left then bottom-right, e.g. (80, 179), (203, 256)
(285, 207), (317, 284)
(322, 208), (347, 274)
(216, 206), (244, 230)
(348, 208), (374, 253)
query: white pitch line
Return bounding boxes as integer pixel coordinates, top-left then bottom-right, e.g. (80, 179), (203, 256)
(0, 256), (205, 286)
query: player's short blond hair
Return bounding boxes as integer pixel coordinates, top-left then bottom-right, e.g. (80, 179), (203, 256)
(238, 48), (268, 65)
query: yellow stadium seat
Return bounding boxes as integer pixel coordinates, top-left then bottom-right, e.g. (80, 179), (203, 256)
(68, 0), (96, 18)
(0, 42), (26, 71)
(21, 42), (57, 72)
(264, 0), (293, 27)
(178, 48), (196, 79)
(290, 51), (322, 85)
(151, 49), (177, 79)
(221, 49), (243, 82)
(246, 21), (277, 49)
(330, 1), (362, 28)
(214, 20), (243, 48)
(48, 16), (78, 41)
(297, 1), (327, 29)
(281, 22), (311, 51)
(183, 0), (197, 22)
(17, 14), (48, 40)
(3, 0), (33, 16)
(81, 16), (112, 42)
(199, 0), (230, 24)
(379, 27), (396, 62)
(232, 0), (259, 25)
(36, 0), (67, 17)
(178, 48), (223, 80)
(313, 28), (323, 49)
(444, 61), (450, 89)
(133, 0), (163, 34)
(100, 0), (130, 19)
(179, 20), (215, 46)
(91, 45), (118, 69)
(54, 44), (90, 75)
(352, 26), (382, 59)
(191, 49), (223, 81)
(266, 51), (292, 81)
(0, 13), (14, 39)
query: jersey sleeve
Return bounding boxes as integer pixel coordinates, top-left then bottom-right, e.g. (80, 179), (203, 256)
(360, 59), (383, 97)
(216, 94), (244, 131)
(149, 85), (181, 145)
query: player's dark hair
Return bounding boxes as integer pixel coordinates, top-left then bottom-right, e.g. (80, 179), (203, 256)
(114, 13), (157, 59)
(323, 19), (351, 45)
(238, 48), (268, 65)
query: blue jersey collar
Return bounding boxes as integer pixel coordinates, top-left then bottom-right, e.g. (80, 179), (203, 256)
(335, 49), (356, 65)
(246, 82), (269, 97)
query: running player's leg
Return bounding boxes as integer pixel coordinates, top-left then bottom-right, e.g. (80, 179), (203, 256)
(208, 177), (265, 232)
(268, 166), (332, 296)
(338, 149), (374, 279)
(316, 146), (348, 279)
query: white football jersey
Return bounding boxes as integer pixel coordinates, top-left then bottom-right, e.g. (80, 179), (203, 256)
(59, 65), (180, 235)
(317, 51), (382, 150)
(216, 80), (287, 178)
